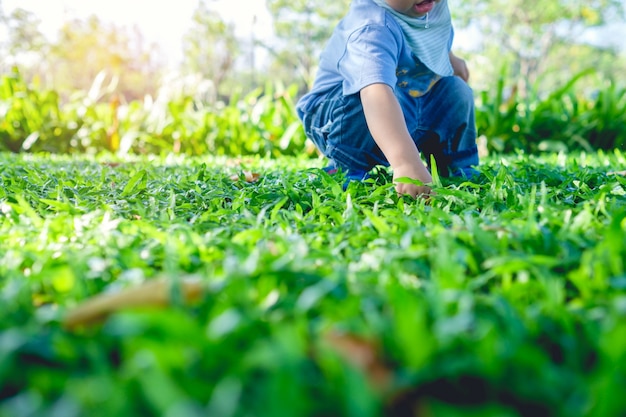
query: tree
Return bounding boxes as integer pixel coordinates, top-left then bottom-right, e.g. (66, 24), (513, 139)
(47, 15), (163, 101)
(0, 7), (47, 77)
(181, 0), (239, 95)
(265, 0), (350, 93)
(452, 0), (626, 95)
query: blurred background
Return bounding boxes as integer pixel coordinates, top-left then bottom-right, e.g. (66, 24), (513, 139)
(1, 0), (625, 156)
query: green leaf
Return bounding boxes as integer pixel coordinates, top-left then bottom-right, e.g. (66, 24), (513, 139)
(121, 169), (148, 197)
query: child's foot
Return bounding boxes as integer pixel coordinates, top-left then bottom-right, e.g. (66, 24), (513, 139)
(323, 160), (339, 175)
(323, 160), (370, 190)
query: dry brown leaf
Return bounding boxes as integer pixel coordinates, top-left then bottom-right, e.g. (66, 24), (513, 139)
(325, 331), (438, 416)
(324, 331), (393, 392)
(230, 171), (260, 183)
(63, 278), (204, 330)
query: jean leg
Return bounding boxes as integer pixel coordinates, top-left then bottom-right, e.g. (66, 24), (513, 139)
(413, 76), (479, 177)
(300, 86), (343, 159)
(300, 89), (387, 176)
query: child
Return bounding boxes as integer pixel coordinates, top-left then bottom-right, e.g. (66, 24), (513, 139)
(296, 0), (479, 198)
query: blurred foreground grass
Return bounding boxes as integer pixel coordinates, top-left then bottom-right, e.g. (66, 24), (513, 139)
(1, 151), (625, 417)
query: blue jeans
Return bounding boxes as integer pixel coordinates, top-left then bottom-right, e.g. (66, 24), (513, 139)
(299, 76), (479, 180)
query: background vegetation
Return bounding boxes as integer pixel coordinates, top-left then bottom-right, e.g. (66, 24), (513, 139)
(0, 0), (625, 156)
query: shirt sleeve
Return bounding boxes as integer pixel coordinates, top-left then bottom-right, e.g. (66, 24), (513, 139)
(337, 24), (401, 96)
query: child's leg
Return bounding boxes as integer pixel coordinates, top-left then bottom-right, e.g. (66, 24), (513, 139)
(300, 86), (387, 179)
(412, 76), (479, 177)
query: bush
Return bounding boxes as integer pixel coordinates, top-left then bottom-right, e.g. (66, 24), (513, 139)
(0, 70), (309, 157)
(475, 68), (626, 153)
(2, 67), (625, 156)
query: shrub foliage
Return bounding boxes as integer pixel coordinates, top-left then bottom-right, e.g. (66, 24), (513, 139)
(1, 68), (625, 156)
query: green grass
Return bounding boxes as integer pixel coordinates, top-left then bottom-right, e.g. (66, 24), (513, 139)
(1, 151), (625, 417)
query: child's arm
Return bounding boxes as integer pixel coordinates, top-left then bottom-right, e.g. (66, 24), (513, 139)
(360, 83), (433, 199)
(449, 51), (469, 82)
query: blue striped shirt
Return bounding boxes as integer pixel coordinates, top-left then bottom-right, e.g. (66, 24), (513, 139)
(297, 0), (454, 118)
(372, 0), (453, 76)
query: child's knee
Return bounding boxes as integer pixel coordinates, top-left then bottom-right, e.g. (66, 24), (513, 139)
(453, 78), (475, 108)
(440, 76), (474, 112)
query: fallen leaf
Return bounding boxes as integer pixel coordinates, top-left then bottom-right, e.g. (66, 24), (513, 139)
(230, 171), (260, 183)
(63, 277), (204, 330)
(324, 331), (393, 392)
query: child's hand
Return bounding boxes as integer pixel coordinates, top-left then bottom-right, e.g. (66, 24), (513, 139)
(393, 164), (433, 199)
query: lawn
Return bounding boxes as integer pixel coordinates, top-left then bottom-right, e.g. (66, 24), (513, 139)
(1, 151), (625, 417)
